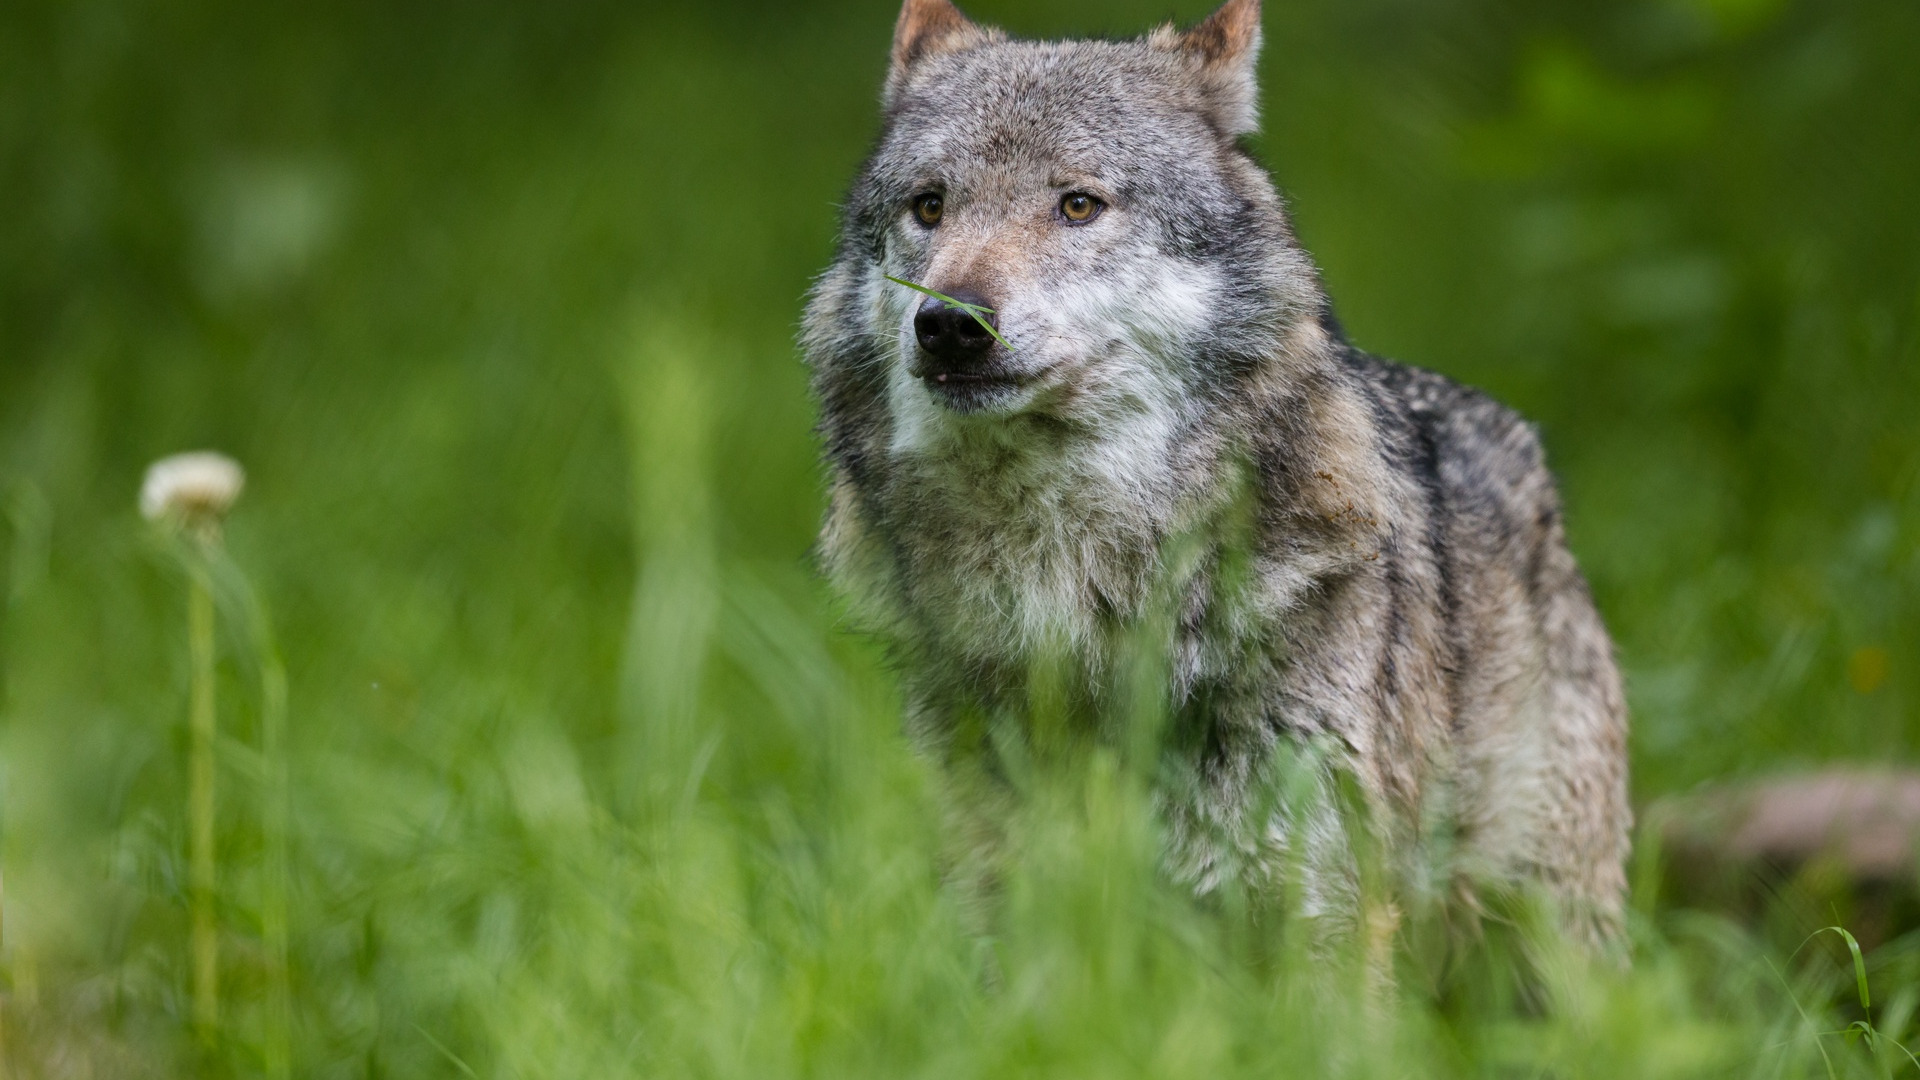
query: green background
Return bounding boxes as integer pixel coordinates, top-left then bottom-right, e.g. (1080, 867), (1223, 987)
(2, 0), (1918, 1075)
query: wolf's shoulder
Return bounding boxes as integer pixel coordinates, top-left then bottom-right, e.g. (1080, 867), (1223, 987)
(1338, 350), (1529, 444)
(1334, 348), (1558, 527)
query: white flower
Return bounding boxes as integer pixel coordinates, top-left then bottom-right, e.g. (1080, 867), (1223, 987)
(140, 451), (246, 524)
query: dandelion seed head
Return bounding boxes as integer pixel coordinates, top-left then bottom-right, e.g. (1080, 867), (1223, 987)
(141, 451), (246, 525)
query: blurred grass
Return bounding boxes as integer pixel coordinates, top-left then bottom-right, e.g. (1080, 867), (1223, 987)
(1, 0), (1918, 1075)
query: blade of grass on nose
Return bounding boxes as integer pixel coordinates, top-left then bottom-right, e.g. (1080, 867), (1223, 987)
(883, 275), (1017, 352)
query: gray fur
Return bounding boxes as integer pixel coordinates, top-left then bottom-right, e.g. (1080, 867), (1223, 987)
(803, 0), (1630, 948)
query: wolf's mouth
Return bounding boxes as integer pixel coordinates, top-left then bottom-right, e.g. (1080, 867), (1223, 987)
(919, 369), (1027, 412)
(924, 371), (1016, 386)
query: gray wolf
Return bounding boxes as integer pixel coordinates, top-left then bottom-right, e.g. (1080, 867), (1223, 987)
(802, 0), (1630, 949)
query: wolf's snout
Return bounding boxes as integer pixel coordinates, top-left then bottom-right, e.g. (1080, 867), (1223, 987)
(914, 290), (998, 368)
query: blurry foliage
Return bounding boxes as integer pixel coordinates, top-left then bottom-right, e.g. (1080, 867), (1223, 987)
(1, 0), (1918, 1075)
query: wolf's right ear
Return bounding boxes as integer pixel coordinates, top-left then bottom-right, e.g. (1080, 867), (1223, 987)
(1153, 0), (1263, 135)
(886, 0), (992, 104)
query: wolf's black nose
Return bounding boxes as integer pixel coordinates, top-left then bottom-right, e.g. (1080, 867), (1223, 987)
(914, 289), (999, 366)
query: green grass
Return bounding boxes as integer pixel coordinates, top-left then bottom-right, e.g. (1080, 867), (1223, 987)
(884, 276), (1017, 351)
(2, 0), (1919, 1075)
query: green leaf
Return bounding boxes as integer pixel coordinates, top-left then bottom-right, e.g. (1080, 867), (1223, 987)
(883, 275), (1017, 352)
(1802, 926), (1871, 1010)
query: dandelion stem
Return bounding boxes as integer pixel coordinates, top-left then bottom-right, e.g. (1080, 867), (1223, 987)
(141, 452), (244, 1052)
(187, 558), (219, 1046)
(260, 642), (292, 1079)
(0, 867), (8, 1080)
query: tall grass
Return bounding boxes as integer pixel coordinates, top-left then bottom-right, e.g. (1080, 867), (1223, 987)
(2, 361), (1915, 1077)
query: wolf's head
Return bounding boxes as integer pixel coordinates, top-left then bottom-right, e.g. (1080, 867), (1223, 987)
(807, 0), (1327, 453)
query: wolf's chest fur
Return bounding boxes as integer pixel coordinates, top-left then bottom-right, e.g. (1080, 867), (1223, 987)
(876, 411), (1209, 669)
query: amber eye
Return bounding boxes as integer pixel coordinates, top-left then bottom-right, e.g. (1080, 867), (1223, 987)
(1060, 192), (1102, 223)
(912, 193), (944, 226)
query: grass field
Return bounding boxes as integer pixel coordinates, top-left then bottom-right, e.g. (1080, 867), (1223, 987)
(3, 0), (1919, 1075)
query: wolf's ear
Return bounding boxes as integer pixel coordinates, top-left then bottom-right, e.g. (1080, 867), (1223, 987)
(887, 0), (991, 103)
(1153, 0), (1263, 135)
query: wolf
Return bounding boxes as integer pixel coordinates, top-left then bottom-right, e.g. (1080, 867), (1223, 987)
(802, 0), (1630, 949)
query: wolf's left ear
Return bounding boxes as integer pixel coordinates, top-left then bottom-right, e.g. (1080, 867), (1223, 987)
(886, 0), (994, 104)
(1153, 0), (1263, 135)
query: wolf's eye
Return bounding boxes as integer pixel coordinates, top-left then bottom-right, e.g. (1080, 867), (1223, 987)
(1060, 193), (1103, 223)
(912, 193), (944, 226)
